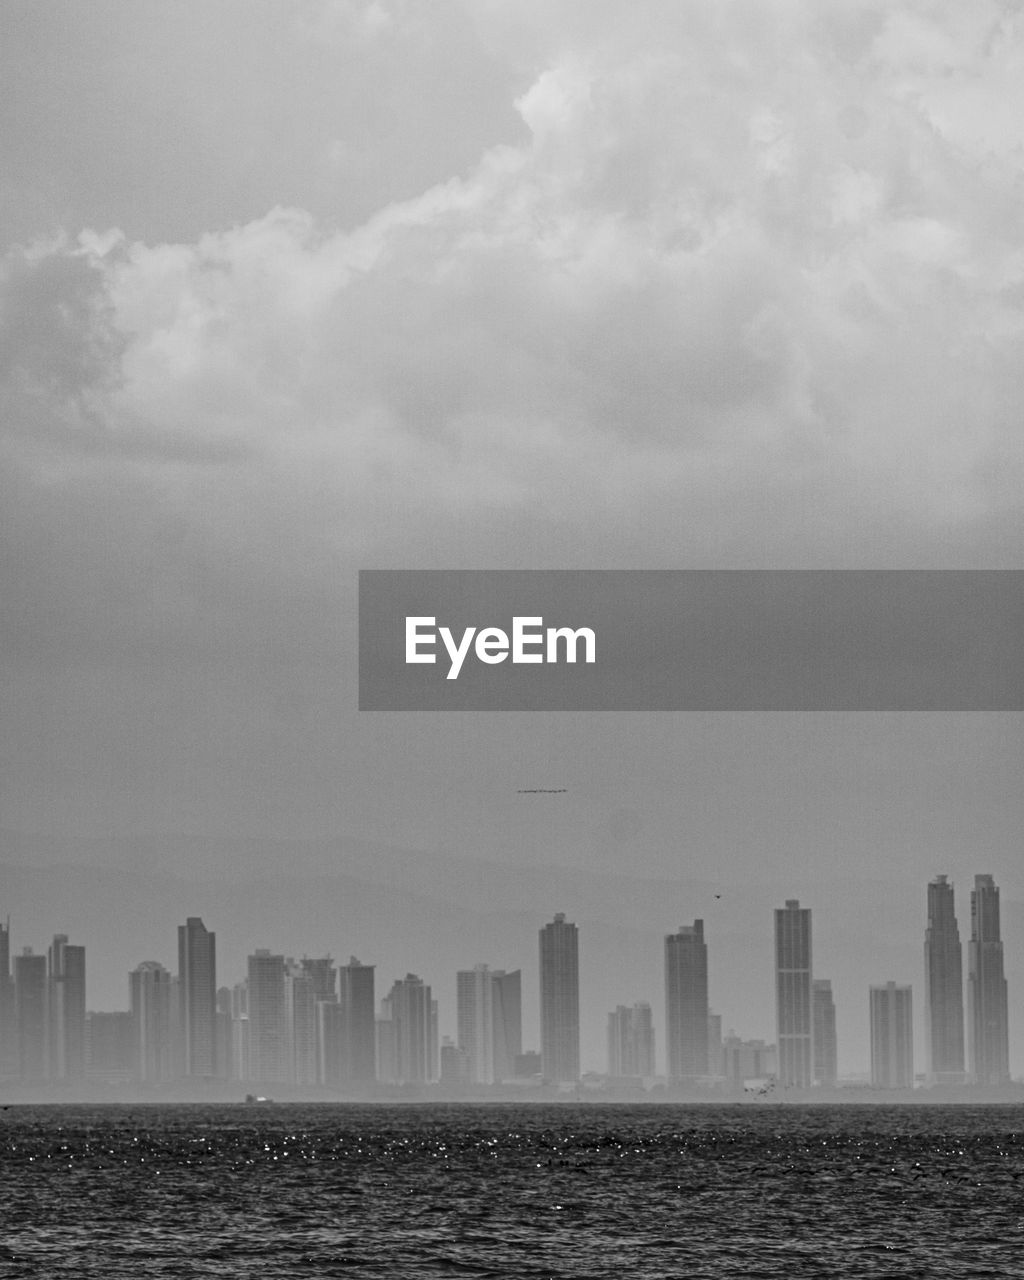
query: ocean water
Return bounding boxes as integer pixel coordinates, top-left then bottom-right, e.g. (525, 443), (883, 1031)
(1, 1103), (1022, 1278)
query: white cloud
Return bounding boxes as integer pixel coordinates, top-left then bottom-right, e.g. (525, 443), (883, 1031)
(3, 0), (1024, 617)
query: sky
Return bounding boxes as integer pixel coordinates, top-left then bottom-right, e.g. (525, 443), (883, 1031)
(2, 0), (1024, 1072)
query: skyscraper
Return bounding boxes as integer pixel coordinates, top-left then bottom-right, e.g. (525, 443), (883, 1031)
(539, 914), (579, 1083)
(968, 874), (1009, 1085)
(48, 935), (86, 1080)
(870, 982), (914, 1088)
(335, 956), (376, 1082)
(14, 948), (47, 1081)
(812, 978), (837, 1087)
(0, 918), (17, 1080)
(386, 974), (436, 1084)
(924, 874), (965, 1083)
(457, 965), (495, 1085)
(456, 965), (523, 1086)
(775, 899), (813, 1088)
(247, 950), (288, 1084)
(665, 920), (709, 1081)
(491, 969), (522, 1083)
(130, 960), (174, 1084)
(607, 1002), (655, 1078)
(177, 917), (217, 1078)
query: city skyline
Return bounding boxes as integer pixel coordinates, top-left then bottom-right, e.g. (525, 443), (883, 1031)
(0, 875), (1017, 1091)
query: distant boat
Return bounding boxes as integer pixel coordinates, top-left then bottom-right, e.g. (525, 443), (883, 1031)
(244, 1094), (273, 1103)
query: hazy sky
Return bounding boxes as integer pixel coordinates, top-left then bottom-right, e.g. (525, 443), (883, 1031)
(2, 2), (1023, 1068)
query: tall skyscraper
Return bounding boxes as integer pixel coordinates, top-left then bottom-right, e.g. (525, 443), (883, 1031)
(775, 899), (813, 1088)
(130, 960), (174, 1084)
(607, 1002), (655, 1078)
(812, 978), (837, 1087)
(14, 948), (47, 1081)
(539, 914), (579, 1083)
(870, 982), (914, 1088)
(334, 957), (376, 1082)
(285, 960), (318, 1086)
(968, 874), (1010, 1085)
(456, 965), (523, 1086)
(247, 950), (289, 1084)
(924, 874), (965, 1083)
(491, 969), (522, 1083)
(665, 920), (709, 1080)
(177, 917), (217, 1078)
(385, 974), (436, 1084)
(457, 965), (495, 1085)
(0, 918), (17, 1080)
(48, 935), (86, 1080)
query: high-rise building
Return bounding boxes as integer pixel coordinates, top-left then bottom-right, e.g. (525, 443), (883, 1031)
(607, 1002), (655, 1078)
(48, 935), (86, 1080)
(130, 960), (174, 1084)
(247, 951), (289, 1084)
(968, 875), (1010, 1085)
(385, 974), (436, 1084)
(539, 914), (579, 1083)
(707, 1010), (723, 1077)
(665, 921), (709, 1080)
(332, 957), (376, 1083)
(0, 918), (17, 1080)
(457, 965), (495, 1085)
(775, 899), (813, 1088)
(177, 918), (217, 1078)
(14, 949), (48, 1080)
(924, 874), (965, 1083)
(285, 960), (318, 1086)
(491, 969), (522, 1083)
(870, 982), (914, 1089)
(299, 957), (335, 1085)
(812, 978), (837, 1087)
(455, 965), (523, 1086)
(85, 1011), (134, 1082)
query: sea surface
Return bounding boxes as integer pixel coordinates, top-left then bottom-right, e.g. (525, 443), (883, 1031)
(1, 1103), (1022, 1278)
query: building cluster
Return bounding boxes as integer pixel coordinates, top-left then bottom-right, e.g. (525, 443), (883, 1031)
(0, 874), (1013, 1092)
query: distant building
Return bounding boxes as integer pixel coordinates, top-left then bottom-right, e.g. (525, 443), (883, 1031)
(707, 1010), (722, 1077)
(775, 900), (813, 1088)
(85, 1011), (134, 1082)
(0, 918), (15, 1079)
(130, 961), (174, 1084)
(968, 875), (1009, 1085)
(48, 935), (86, 1080)
(247, 951), (289, 1084)
(321, 957), (376, 1086)
(539, 915), (579, 1083)
(607, 1002), (655, 1078)
(177, 918), (217, 1078)
(14, 949), (47, 1081)
(925, 874), (965, 1084)
(384, 974), (437, 1084)
(870, 982), (914, 1088)
(721, 1034), (777, 1085)
(456, 965), (523, 1085)
(665, 920), (708, 1080)
(491, 970), (522, 1083)
(457, 965), (495, 1084)
(812, 979), (837, 1087)
(514, 1050), (542, 1078)
(285, 960), (318, 1086)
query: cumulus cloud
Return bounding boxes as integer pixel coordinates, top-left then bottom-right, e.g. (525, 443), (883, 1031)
(3, 0), (1024, 674)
